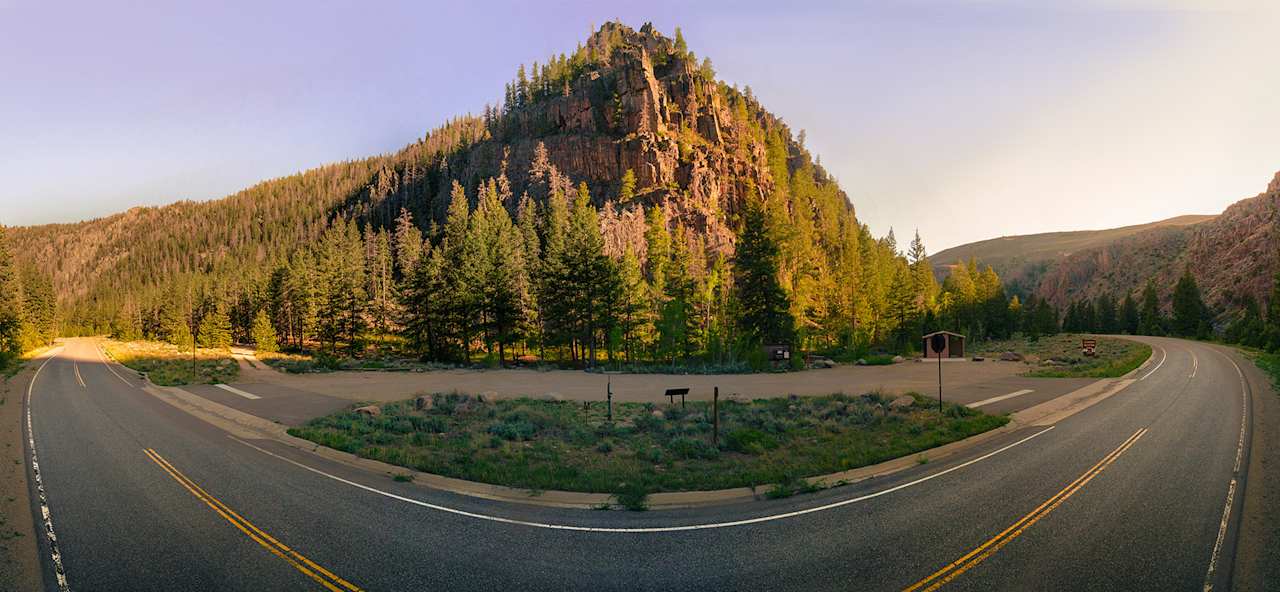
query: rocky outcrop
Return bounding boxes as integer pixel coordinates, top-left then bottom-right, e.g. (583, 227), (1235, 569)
(1030, 171), (1280, 319)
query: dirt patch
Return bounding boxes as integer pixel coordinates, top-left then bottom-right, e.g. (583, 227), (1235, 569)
(0, 358), (43, 592)
(247, 359), (1029, 406)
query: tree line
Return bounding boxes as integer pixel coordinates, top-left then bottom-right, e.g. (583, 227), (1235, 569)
(0, 226), (57, 366)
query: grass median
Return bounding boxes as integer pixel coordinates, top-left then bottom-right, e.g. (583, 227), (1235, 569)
(289, 392), (1009, 507)
(102, 340), (238, 386)
(979, 334), (1151, 378)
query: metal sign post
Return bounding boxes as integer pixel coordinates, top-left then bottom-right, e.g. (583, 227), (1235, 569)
(607, 379), (613, 424)
(930, 333), (946, 414)
(712, 387), (720, 446)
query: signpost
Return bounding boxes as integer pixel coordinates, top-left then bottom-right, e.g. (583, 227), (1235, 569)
(607, 379), (613, 423)
(930, 333), (946, 413)
(712, 387), (720, 446)
(1082, 338), (1097, 357)
(664, 387), (689, 408)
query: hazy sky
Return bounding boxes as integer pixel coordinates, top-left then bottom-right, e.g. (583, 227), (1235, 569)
(2, 0), (1277, 252)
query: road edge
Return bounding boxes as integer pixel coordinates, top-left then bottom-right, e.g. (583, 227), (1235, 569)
(1227, 345), (1276, 592)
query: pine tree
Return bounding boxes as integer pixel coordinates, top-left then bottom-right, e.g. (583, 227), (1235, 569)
(0, 227), (23, 359)
(618, 169), (637, 203)
(473, 179), (529, 363)
(368, 228), (397, 336)
(442, 181), (480, 360)
(1138, 279), (1164, 336)
(393, 208), (423, 280)
(1120, 292), (1140, 335)
(734, 190), (794, 348)
(251, 309), (278, 353)
(1171, 268), (1209, 338)
(197, 305), (233, 349)
(1096, 293), (1117, 334)
(402, 245), (451, 361)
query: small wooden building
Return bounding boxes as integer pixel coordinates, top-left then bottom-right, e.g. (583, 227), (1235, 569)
(923, 331), (966, 359)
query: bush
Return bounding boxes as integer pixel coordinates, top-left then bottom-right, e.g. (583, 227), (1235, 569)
(613, 482), (649, 511)
(863, 354), (895, 366)
(488, 419), (537, 441)
(668, 436), (720, 460)
(725, 428), (779, 454)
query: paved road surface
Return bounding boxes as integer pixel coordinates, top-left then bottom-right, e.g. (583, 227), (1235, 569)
(22, 337), (1254, 590)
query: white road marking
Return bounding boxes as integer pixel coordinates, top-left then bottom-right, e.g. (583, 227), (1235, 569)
(1190, 352), (1198, 379)
(25, 347), (71, 591)
(233, 426), (1056, 533)
(215, 384), (261, 400)
(966, 389), (1034, 409)
(1203, 349), (1249, 591)
(1140, 346), (1167, 381)
(73, 362), (85, 388)
(96, 346), (136, 387)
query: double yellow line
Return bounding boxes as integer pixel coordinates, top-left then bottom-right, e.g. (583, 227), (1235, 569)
(144, 448), (362, 592)
(903, 428), (1149, 592)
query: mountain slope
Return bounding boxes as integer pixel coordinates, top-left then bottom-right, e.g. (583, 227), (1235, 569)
(8, 22), (904, 348)
(936, 171), (1279, 316)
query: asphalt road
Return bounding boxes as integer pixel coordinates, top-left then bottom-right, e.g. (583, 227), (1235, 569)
(22, 337), (1254, 591)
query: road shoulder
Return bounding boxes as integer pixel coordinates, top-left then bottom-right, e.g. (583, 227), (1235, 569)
(0, 357), (45, 592)
(1232, 347), (1280, 592)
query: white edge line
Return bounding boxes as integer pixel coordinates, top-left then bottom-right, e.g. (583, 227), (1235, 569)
(967, 389), (1035, 409)
(1140, 346), (1168, 381)
(96, 346), (135, 387)
(1203, 349), (1249, 591)
(25, 347), (71, 591)
(232, 425), (1056, 533)
(215, 384), (261, 400)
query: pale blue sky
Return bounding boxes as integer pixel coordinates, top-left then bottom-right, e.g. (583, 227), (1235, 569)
(2, 0), (1277, 251)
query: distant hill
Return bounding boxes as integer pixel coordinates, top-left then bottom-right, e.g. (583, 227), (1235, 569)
(931, 215), (1215, 296)
(933, 171), (1280, 317)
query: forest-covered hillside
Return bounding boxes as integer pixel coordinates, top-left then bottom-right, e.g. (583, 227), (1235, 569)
(8, 22), (1013, 366)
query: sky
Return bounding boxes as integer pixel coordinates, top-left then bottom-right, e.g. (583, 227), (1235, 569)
(1, 0), (1277, 253)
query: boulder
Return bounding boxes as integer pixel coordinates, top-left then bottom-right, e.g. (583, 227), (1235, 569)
(354, 405), (381, 416)
(888, 396), (915, 410)
(414, 395), (433, 411)
(650, 409), (665, 419)
(892, 355), (905, 364)
(539, 392), (564, 402)
(856, 358), (867, 366)
(1000, 351), (1024, 362)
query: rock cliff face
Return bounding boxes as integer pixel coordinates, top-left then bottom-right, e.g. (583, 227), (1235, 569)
(1022, 171), (1279, 317)
(372, 21), (825, 260)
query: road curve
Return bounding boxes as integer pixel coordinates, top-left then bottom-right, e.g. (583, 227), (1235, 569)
(22, 337), (1252, 591)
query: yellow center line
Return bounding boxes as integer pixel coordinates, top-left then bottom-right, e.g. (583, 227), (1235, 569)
(904, 428), (1148, 592)
(143, 449), (362, 592)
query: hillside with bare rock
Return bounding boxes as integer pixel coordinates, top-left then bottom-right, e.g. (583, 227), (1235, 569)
(937, 171), (1280, 318)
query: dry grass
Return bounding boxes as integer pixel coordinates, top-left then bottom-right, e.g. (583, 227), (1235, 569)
(102, 340), (238, 386)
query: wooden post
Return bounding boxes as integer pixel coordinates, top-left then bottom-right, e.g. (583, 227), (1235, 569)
(607, 379), (613, 424)
(712, 386), (719, 446)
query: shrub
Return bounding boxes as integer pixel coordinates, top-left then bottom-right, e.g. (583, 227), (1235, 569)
(724, 428), (779, 454)
(487, 419), (537, 441)
(613, 482), (649, 511)
(668, 436), (720, 460)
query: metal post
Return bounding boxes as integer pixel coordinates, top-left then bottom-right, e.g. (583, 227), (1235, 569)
(937, 354), (943, 414)
(607, 379), (613, 424)
(712, 387), (719, 446)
